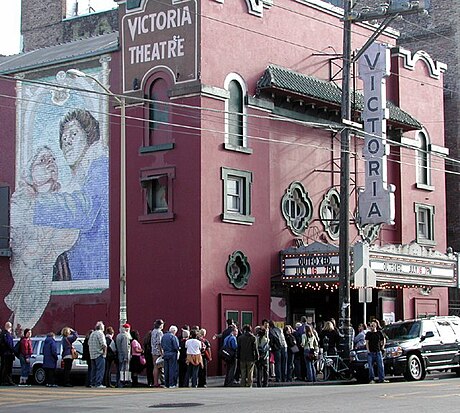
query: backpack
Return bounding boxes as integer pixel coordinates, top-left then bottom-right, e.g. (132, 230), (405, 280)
(106, 337), (117, 361)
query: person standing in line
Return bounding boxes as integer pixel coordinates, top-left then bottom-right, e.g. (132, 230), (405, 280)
(161, 325), (180, 388)
(178, 327), (190, 387)
(0, 322), (15, 386)
(43, 332), (58, 387)
(237, 325), (258, 388)
(223, 326), (238, 387)
(365, 321), (388, 384)
(184, 329), (203, 388)
(143, 330), (153, 387)
(116, 323), (131, 387)
(284, 325), (297, 382)
(89, 321), (107, 388)
(198, 328), (211, 388)
(269, 320), (287, 382)
(129, 330), (144, 387)
(302, 325), (319, 383)
(104, 326), (117, 387)
(61, 326), (78, 387)
(18, 328), (33, 386)
(82, 330), (93, 387)
(255, 326), (269, 387)
(150, 319), (164, 388)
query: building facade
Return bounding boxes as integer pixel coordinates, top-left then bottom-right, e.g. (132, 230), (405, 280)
(0, 0), (455, 372)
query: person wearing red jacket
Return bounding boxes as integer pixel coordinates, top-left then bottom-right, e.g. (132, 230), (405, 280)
(19, 328), (33, 386)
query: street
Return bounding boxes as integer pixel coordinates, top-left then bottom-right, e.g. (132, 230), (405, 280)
(1, 373), (459, 412)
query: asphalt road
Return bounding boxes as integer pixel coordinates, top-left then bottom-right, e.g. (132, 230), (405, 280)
(1, 373), (459, 412)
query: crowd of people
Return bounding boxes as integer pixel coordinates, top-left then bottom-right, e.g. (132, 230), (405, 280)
(0, 317), (387, 388)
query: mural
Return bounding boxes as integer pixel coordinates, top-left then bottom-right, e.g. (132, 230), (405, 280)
(5, 63), (110, 329)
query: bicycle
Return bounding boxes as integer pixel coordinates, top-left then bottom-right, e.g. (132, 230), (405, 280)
(316, 352), (351, 381)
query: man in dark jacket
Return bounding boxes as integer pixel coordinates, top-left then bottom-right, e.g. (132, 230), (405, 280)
(237, 325), (258, 387)
(160, 325), (180, 388)
(0, 322), (15, 386)
(43, 332), (58, 387)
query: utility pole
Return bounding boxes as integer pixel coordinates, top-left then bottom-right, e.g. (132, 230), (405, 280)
(338, 0), (427, 356)
(338, 0), (353, 355)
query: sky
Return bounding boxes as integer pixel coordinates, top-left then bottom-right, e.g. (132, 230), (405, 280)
(0, 0), (118, 56)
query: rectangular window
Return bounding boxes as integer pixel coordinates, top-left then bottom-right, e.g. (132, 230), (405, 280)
(226, 177), (243, 213)
(221, 167), (254, 225)
(0, 186), (10, 255)
(226, 310), (239, 325)
(415, 203), (435, 245)
(241, 311), (253, 327)
(146, 175), (168, 214)
(140, 167), (175, 223)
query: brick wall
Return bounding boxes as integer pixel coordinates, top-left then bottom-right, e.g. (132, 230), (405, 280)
(21, 0), (118, 52)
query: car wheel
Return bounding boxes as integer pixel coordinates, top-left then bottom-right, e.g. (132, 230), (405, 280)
(404, 354), (425, 381)
(33, 365), (46, 385)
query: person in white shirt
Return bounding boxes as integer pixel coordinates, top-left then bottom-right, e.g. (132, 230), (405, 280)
(184, 330), (203, 388)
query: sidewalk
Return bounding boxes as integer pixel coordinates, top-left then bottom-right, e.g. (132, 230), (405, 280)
(138, 375), (352, 388)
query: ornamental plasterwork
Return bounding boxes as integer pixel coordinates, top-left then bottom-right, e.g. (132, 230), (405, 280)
(355, 210), (382, 244)
(319, 187), (340, 240)
(369, 242), (454, 259)
(281, 181), (313, 236)
(226, 250), (251, 289)
(214, 0), (273, 17)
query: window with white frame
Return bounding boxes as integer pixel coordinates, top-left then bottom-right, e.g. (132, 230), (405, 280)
(221, 167), (254, 224)
(416, 131), (431, 188)
(415, 203), (435, 245)
(224, 74), (252, 154)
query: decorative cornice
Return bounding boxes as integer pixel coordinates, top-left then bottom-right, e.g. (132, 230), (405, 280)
(214, 0), (273, 17)
(392, 47), (447, 80)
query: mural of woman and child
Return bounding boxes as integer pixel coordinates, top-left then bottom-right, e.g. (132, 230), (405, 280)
(5, 108), (109, 329)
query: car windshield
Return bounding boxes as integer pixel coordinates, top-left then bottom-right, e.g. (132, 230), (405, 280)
(383, 321), (421, 340)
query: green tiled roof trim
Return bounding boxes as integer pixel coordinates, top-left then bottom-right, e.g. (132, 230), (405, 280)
(257, 64), (421, 130)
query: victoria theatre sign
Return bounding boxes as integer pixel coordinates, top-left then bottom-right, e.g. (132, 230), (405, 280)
(121, 0), (198, 92)
(358, 42), (395, 225)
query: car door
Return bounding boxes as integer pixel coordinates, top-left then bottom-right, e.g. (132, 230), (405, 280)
(434, 320), (458, 365)
(420, 320), (445, 369)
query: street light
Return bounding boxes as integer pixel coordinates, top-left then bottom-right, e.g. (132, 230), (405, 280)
(66, 68), (127, 328)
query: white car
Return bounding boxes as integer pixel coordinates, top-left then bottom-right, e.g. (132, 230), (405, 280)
(13, 335), (88, 385)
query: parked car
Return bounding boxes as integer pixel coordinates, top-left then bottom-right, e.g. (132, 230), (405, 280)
(350, 316), (460, 383)
(12, 335), (88, 385)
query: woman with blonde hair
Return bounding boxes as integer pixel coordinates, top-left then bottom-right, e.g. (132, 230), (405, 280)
(319, 321), (340, 356)
(302, 325), (319, 382)
(61, 326), (78, 387)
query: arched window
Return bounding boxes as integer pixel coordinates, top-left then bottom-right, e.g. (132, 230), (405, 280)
(416, 131), (430, 186)
(148, 77), (170, 146)
(224, 74), (251, 153)
(228, 80), (244, 147)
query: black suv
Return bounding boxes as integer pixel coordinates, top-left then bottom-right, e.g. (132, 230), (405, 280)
(350, 316), (460, 382)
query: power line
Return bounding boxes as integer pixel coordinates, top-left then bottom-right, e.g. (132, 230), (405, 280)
(0, 78), (458, 178)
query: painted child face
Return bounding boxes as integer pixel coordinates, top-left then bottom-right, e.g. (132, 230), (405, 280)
(61, 120), (88, 167)
(31, 150), (58, 189)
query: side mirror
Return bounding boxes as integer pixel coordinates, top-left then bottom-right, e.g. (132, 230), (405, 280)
(421, 331), (435, 341)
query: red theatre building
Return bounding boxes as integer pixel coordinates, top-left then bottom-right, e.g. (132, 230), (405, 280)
(0, 0), (456, 367)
